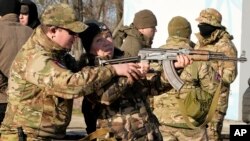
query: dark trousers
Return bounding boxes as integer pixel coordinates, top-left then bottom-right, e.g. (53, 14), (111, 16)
(0, 103), (7, 124)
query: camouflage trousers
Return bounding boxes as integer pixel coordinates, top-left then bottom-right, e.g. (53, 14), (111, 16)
(0, 133), (52, 141)
(207, 89), (229, 141)
(206, 110), (225, 141)
(159, 125), (208, 141)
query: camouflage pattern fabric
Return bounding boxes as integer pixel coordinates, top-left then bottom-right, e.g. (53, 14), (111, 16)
(94, 78), (165, 141)
(82, 56), (171, 141)
(40, 3), (87, 33)
(1, 133), (52, 141)
(0, 27), (116, 139)
(196, 8), (223, 28)
(81, 49), (126, 135)
(195, 29), (237, 141)
(153, 36), (221, 141)
(159, 125), (208, 141)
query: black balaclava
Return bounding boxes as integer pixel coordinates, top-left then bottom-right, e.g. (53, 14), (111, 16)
(198, 23), (220, 37)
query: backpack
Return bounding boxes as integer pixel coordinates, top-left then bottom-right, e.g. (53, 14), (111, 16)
(177, 62), (221, 129)
(113, 26), (129, 48)
(183, 87), (213, 123)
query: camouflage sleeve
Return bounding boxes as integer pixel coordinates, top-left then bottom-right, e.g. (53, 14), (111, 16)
(24, 56), (116, 99)
(196, 62), (221, 94)
(83, 77), (128, 105)
(146, 62), (173, 95)
(217, 42), (237, 84)
(98, 77), (128, 105)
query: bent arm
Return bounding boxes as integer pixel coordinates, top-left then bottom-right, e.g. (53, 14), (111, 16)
(217, 41), (238, 84)
(24, 56), (116, 99)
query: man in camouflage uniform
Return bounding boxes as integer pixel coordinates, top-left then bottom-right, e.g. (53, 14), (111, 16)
(114, 9), (157, 56)
(194, 8), (237, 141)
(78, 19), (193, 140)
(0, 3), (143, 141)
(153, 16), (221, 141)
(0, 0), (33, 124)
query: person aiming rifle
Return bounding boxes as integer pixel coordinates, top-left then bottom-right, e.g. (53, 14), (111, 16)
(98, 48), (246, 91)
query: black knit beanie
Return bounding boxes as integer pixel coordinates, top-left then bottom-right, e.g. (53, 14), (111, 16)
(0, 0), (21, 16)
(79, 20), (110, 53)
(20, 0), (40, 29)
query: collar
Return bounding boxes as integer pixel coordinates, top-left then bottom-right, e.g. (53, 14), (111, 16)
(195, 29), (232, 46)
(32, 26), (68, 54)
(0, 13), (18, 22)
(129, 24), (152, 47)
(164, 36), (193, 49)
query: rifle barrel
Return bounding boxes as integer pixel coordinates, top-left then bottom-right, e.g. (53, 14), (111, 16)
(98, 56), (140, 65)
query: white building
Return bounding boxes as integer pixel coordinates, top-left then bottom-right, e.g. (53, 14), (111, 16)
(124, 0), (250, 120)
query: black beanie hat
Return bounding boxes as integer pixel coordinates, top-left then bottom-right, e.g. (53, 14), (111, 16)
(20, 0), (41, 29)
(79, 20), (110, 53)
(0, 0), (21, 16)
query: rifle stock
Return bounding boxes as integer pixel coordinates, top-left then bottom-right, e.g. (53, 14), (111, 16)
(98, 48), (247, 90)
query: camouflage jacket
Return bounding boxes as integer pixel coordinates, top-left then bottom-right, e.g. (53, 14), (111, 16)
(153, 36), (221, 128)
(194, 29), (237, 113)
(84, 56), (169, 140)
(163, 36), (196, 49)
(0, 27), (117, 139)
(194, 29), (237, 85)
(117, 24), (152, 57)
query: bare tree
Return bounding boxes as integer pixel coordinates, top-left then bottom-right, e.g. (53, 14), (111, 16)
(34, 0), (124, 31)
(32, 0), (124, 110)
(79, 0), (123, 31)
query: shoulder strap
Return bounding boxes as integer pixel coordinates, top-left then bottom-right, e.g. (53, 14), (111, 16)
(177, 81), (221, 129)
(191, 62), (198, 80)
(113, 26), (129, 48)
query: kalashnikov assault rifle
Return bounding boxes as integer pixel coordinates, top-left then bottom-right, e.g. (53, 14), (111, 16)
(98, 48), (247, 91)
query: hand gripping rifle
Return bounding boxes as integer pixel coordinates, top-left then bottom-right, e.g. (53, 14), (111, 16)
(98, 48), (247, 91)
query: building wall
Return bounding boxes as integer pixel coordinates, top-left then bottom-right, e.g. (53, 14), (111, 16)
(239, 0), (250, 120)
(124, 0), (248, 120)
